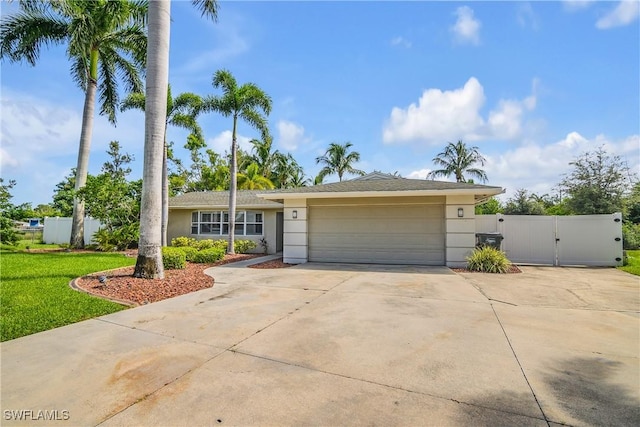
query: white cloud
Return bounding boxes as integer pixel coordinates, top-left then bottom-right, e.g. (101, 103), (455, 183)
(0, 147), (19, 168)
(451, 6), (481, 45)
(382, 77), (537, 145)
(0, 89), (146, 205)
(1, 91), (82, 159)
(517, 3), (539, 30)
(596, 1), (640, 29)
(562, 0), (595, 12)
(277, 120), (308, 151)
(407, 169), (432, 180)
(207, 130), (252, 154)
(390, 36), (412, 48)
(485, 132), (640, 199)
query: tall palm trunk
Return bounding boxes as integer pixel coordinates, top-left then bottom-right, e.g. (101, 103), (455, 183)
(134, 0), (170, 278)
(162, 143), (168, 247)
(227, 115), (238, 254)
(70, 72), (98, 248)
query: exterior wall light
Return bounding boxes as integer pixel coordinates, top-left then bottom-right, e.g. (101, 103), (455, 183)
(457, 208), (464, 218)
(292, 210), (298, 219)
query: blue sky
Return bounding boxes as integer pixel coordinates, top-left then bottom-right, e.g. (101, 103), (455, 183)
(1, 0), (639, 207)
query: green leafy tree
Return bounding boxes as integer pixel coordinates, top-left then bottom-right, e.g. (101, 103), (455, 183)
(475, 197), (502, 215)
(237, 163), (275, 190)
(624, 182), (640, 224)
(0, 178), (19, 245)
(52, 170), (80, 217)
(78, 141), (141, 249)
(201, 69), (272, 254)
(427, 140), (488, 183)
(559, 147), (631, 215)
(1, 0), (147, 249)
(503, 189), (546, 215)
(121, 85), (204, 245)
(315, 141), (365, 182)
(135, 0), (218, 279)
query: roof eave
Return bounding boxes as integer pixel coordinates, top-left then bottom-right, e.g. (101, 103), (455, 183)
(169, 204), (283, 210)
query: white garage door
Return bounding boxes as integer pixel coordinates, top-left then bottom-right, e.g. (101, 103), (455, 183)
(308, 204), (445, 265)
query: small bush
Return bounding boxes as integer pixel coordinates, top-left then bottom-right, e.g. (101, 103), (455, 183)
(466, 247), (510, 273)
(162, 247), (186, 270)
(622, 223), (640, 250)
(92, 224), (139, 251)
(171, 236), (197, 247)
(192, 247), (225, 264)
(234, 239), (257, 254)
(194, 239), (216, 250)
(179, 246), (199, 261)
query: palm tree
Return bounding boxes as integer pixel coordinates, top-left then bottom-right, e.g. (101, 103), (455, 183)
(249, 135), (277, 179)
(237, 163), (275, 190)
(0, 0), (147, 248)
(427, 140), (488, 183)
(134, 0), (217, 279)
(121, 85), (204, 246)
(315, 142), (365, 181)
(273, 152), (305, 189)
(201, 69), (272, 254)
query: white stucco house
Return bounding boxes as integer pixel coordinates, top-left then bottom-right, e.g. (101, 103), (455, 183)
(168, 173), (504, 267)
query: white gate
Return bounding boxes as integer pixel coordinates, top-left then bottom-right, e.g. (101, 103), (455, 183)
(476, 213), (623, 267)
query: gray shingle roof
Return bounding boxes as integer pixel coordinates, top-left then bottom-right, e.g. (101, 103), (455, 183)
(259, 177), (503, 195)
(169, 190), (283, 209)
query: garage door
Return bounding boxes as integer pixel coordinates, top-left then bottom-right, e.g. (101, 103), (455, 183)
(308, 204), (445, 265)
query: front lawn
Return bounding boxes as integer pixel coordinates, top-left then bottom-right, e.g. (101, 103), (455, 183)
(0, 250), (136, 341)
(619, 250), (640, 276)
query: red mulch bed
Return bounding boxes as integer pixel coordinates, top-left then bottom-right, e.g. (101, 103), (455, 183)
(452, 264), (522, 274)
(247, 257), (294, 269)
(74, 253), (263, 306)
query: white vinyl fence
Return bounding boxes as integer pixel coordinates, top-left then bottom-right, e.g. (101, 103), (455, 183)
(476, 213), (623, 267)
(43, 217), (104, 245)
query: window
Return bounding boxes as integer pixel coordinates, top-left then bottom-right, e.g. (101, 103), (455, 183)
(191, 210), (264, 236)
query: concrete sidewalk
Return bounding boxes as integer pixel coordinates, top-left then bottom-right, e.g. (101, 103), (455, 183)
(1, 264), (638, 426)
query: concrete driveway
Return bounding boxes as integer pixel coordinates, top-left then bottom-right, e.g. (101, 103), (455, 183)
(1, 261), (638, 426)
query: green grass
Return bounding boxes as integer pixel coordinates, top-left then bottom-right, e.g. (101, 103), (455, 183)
(619, 250), (640, 276)
(0, 235), (60, 251)
(0, 250), (136, 341)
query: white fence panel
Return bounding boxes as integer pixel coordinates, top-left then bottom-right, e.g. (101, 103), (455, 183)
(476, 213), (623, 267)
(43, 217), (104, 245)
(500, 215), (556, 265)
(557, 214), (623, 266)
(475, 215), (498, 233)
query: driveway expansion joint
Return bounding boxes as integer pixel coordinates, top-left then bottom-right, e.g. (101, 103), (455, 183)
(490, 304), (551, 426)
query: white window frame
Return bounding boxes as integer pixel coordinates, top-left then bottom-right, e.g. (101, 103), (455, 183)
(191, 210), (263, 236)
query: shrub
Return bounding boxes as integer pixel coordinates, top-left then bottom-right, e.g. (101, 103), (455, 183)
(92, 224), (139, 251)
(162, 247), (186, 270)
(234, 239), (257, 254)
(179, 246), (199, 261)
(192, 247), (225, 264)
(194, 239), (216, 250)
(622, 223), (640, 250)
(171, 236), (197, 247)
(466, 246), (510, 273)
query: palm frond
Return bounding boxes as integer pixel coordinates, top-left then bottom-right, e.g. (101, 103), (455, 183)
(120, 91), (146, 112)
(191, 0), (219, 21)
(0, 11), (68, 65)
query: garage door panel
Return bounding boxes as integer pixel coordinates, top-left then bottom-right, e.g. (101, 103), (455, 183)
(308, 204), (444, 265)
